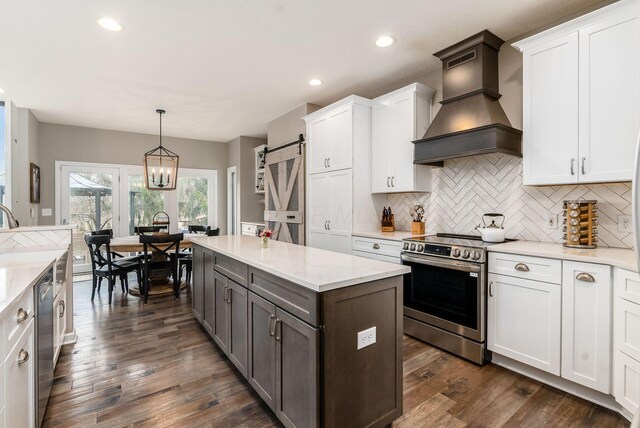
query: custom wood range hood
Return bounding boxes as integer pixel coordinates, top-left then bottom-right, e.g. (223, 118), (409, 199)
(413, 30), (522, 165)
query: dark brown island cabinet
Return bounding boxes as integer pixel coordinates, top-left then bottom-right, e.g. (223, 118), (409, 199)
(190, 236), (408, 428)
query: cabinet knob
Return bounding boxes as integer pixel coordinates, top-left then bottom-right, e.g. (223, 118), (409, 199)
(514, 263), (530, 272)
(18, 349), (29, 366)
(16, 308), (28, 323)
(373, 243), (380, 250)
(576, 272), (595, 283)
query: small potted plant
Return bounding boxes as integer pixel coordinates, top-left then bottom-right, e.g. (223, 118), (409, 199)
(259, 229), (273, 248)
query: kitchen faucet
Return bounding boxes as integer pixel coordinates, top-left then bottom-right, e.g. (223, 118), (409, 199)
(0, 204), (19, 229)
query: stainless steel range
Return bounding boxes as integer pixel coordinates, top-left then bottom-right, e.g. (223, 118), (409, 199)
(401, 233), (514, 364)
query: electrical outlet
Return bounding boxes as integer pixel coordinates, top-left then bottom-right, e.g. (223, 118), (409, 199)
(546, 214), (558, 230)
(357, 326), (376, 350)
(618, 215), (632, 233)
(41, 208), (52, 217)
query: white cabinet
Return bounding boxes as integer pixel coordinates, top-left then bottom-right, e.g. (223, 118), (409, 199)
(614, 350), (640, 416)
(307, 170), (353, 254)
(351, 236), (402, 264)
(561, 261), (611, 393)
(4, 319), (34, 428)
(487, 273), (561, 375)
(307, 105), (353, 175)
(514, 0), (640, 185)
(371, 83), (434, 193)
(53, 287), (67, 364)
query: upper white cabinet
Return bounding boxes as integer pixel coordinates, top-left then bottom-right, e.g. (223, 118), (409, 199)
(514, 0), (640, 185)
(307, 104), (354, 175)
(371, 83), (434, 193)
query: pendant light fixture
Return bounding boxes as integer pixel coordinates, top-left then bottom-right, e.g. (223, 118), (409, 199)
(144, 109), (179, 190)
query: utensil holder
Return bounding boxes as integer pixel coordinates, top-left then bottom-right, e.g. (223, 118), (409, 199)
(381, 215), (395, 232)
(563, 200), (598, 249)
(411, 221), (425, 235)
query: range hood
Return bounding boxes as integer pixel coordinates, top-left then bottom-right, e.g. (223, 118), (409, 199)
(413, 30), (522, 165)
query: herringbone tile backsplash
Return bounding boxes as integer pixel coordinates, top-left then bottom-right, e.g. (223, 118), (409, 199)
(388, 154), (634, 248)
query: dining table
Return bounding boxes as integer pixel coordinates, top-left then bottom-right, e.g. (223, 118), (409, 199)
(110, 234), (197, 298)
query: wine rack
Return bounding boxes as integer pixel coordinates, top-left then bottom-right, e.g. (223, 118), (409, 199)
(563, 200), (598, 249)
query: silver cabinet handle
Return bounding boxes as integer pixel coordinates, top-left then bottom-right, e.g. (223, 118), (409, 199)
(17, 308), (28, 323)
(18, 349), (29, 365)
(570, 158), (575, 175)
(59, 300), (65, 318)
(489, 281), (494, 297)
(327, 158), (330, 168)
(391, 176), (395, 187)
(227, 288), (232, 304)
(576, 272), (595, 283)
(581, 157), (586, 175)
(515, 263), (530, 272)
(275, 318), (282, 342)
(327, 221), (330, 230)
(324, 221), (328, 230)
(268, 314), (275, 337)
(387, 177), (390, 187)
(373, 243), (380, 250)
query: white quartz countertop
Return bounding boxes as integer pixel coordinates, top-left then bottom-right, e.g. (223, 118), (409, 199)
(0, 249), (64, 314)
(489, 241), (638, 272)
(0, 224), (77, 233)
(191, 235), (410, 292)
(352, 230), (419, 242)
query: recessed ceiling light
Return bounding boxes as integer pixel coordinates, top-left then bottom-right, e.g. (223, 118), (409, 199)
(308, 79), (323, 86)
(375, 35), (395, 48)
(98, 17), (123, 32)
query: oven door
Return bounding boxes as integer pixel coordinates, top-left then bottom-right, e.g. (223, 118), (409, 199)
(402, 253), (485, 342)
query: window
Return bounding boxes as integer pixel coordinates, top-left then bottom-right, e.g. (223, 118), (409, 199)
(128, 175), (165, 235)
(177, 177), (209, 230)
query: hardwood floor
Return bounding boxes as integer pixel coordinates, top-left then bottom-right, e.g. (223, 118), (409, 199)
(43, 279), (630, 427)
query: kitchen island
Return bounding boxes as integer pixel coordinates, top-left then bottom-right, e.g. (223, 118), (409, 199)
(190, 235), (409, 428)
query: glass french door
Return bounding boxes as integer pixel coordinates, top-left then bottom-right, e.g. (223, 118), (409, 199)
(59, 165), (120, 273)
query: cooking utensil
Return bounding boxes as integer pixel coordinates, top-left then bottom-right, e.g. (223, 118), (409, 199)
(476, 213), (506, 242)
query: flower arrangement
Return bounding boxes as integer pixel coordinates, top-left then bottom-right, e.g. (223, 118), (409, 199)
(260, 229), (273, 248)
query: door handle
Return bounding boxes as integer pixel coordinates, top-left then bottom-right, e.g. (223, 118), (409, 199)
(514, 263), (530, 272)
(16, 308), (28, 323)
(570, 158), (575, 176)
(275, 318), (282, 342)
(489, 281), (494, 297)
(581, 157), (586, 175)
(576, 272), (595, 283)
(18, 349), (29, 366)
(268, 314), (275, 337)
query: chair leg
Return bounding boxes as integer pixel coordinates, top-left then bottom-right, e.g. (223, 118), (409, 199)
(97, 277), (102, 292)
(108, 276), (114, 304)
(136, 265), (141, 287)
(91, 276), (97, 301)
(173, 265), (180, 299)
(120, 274), (125, 293)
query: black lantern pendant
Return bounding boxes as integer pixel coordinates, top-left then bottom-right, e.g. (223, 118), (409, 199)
(144, 109), (179, 190)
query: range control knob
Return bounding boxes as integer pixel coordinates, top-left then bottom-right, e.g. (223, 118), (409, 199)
(462, 249), (471, 259)
(471, 251), (481, 260)
(410, 243), (416, 251)
(417, 244), (424, 252)
(452, 248), (461, 258)
(403, 242), (409, 251)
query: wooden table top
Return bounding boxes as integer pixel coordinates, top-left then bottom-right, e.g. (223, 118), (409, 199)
(110, 234), (195, 252)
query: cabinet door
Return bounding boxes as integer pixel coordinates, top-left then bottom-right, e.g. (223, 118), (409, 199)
(212, 271), (229, 354)
(615, 298), (640, 362)
(328, 170), (352, 255)
(371, 102), (395, 193)
(5, 320), (34, 428)
(328, 106), (353, 172)
(307, 117), (331, 175)
(227, 280), (248, 378)
(522, 33), (579, 185)
(275, 308), (319, 428)
(192, 245), (204, 322)
(54, 288), (67, 365)
(307, 173), (330, 251)
(487, 273), (561, 374)
(614, 350), (640, 416)
(562, 262), (611, 393)
(578, 13), (640, 183)
(390, 92), (416, 193)
(248, 292), (277, 411)
(202, 250), (215, 335)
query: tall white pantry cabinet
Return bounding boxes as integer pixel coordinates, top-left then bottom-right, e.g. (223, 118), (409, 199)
(304, 96), (380, 254)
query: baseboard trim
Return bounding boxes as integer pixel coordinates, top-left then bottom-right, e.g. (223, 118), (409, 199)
(62, 329), (77, 345)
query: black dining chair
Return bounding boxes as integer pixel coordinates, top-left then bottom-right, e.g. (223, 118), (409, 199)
(134, 225), (167, 235)
(85, 234), (139, 304)
(91, 229), (142, 284)
(139, 233), (184, 303)
(179, 225), (218, 284)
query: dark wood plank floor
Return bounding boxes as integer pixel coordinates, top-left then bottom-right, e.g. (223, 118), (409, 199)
(43, 279), (630, 427)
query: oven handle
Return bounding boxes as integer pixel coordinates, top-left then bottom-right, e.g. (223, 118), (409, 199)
(401, 254), (481, 273)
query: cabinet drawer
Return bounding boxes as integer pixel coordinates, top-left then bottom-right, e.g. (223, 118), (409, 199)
(249, 267), (318, 327)
(615, 268), (640, 306)
(214, 252), (248, 286)
(614, 350), (639, 416)
(2, 288), (34, 357)
(351, 236), (402, 258)
(615, 297), (640, 362)
(242, 224), (258, 236)
(489, 252), (561, 284)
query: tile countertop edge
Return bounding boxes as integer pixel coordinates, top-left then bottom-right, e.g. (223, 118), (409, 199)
(489, 241), (638, 273)
(0, 249), (65, 314)
(191, 235), (410, 292)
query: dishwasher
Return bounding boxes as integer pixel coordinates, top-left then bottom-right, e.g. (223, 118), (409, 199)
(35, 266), (54, 427)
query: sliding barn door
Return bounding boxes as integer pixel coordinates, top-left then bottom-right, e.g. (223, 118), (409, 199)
(264, 144), (305, 244)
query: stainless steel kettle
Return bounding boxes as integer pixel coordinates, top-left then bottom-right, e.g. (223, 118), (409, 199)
(476, 213), (506, 242)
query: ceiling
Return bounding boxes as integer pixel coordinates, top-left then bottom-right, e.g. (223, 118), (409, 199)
(0, 0), (606, 142)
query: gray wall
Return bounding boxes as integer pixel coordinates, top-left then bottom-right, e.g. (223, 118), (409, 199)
(226, 136), (266, 224)
(37, 123), (228, 232)
(267, 104), (320, 149)
(11, 108), (40, 226)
